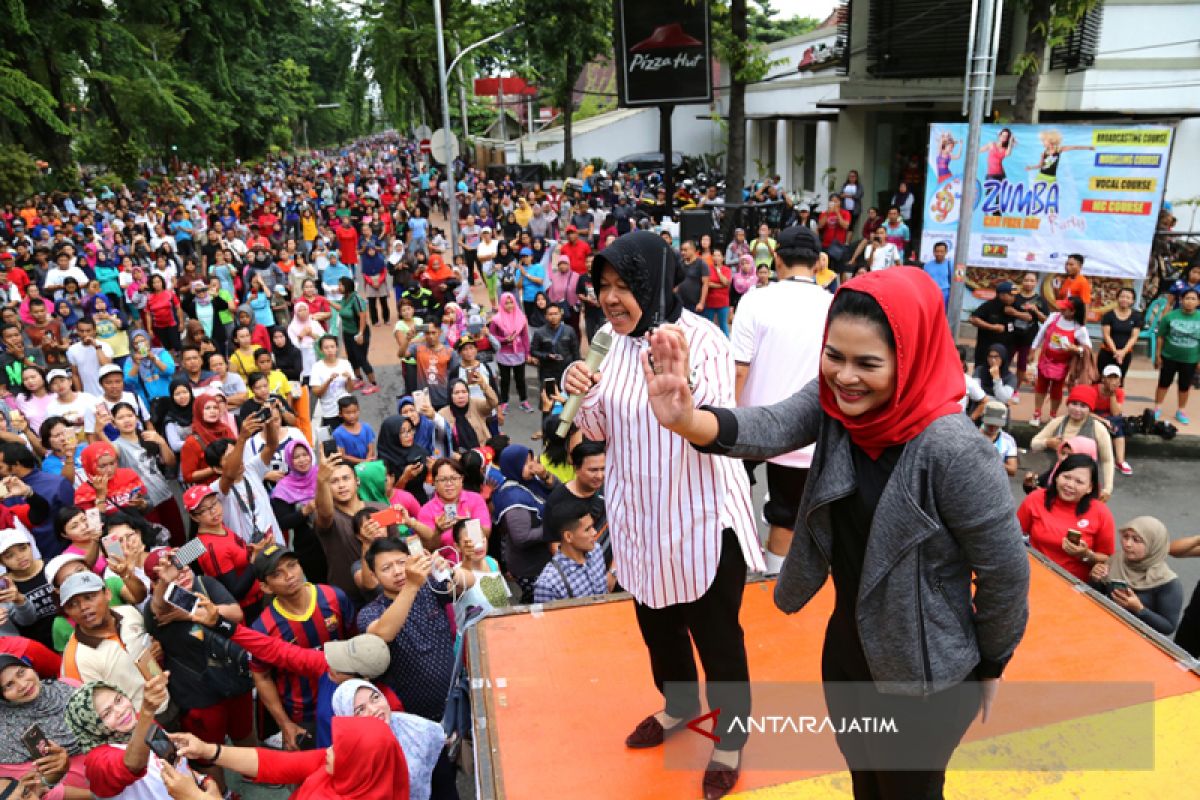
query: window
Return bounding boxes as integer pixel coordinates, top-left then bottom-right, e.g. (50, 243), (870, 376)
(1049, 4), (1104, 73)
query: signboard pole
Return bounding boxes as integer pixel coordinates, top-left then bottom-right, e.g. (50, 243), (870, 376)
(947, 0), (1000, 337)
(433, 0), (461, 259)
(661, 105), (675, 209)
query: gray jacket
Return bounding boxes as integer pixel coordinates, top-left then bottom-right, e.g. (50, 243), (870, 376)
(711, 380), (1029, 695)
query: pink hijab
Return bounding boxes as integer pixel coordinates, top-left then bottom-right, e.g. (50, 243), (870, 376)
(489, 292), (530, 358)
(732, 254), (757, 294)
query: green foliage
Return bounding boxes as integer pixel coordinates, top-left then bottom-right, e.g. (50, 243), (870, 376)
(745, 1), (821, 45)
(0, 0), (367, 178)
(0, 145), (40, 203)
(1013, 0), (1102, 77)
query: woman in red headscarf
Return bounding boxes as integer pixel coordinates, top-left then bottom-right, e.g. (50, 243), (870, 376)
(74, 441), (148, 513)
(164, 716), (409, 800)
(638, 268), (1031, 800)
(179, 395), (236, 487)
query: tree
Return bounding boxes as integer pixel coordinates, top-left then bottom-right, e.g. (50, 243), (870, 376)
(522, 0), (610, 177)
(713, 0), (781, 203)
(0, 146), (40, 204)
(1012, 0), (1101, 122)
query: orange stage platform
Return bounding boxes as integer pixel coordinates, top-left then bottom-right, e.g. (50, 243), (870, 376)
(466, 553), (1200, 799)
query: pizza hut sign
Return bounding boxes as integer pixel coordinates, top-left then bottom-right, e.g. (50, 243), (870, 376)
(614, 0), (713, 107)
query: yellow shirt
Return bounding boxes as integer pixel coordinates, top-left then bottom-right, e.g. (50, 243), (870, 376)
(302, 216), (318, 242)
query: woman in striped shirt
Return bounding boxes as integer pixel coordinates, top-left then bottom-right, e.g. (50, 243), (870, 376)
(564, 232), (763, 800)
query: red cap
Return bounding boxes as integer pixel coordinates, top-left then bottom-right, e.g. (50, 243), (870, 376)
(1066, 384), (1097, 411)
(183, 483), (217, 513)
(565, 225), (578, 233)
(142, 547), (171, 579)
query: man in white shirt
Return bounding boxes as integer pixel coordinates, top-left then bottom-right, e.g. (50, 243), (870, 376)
(46, 368), (100, 442)
(43, 251), (89, 294)
(207, 407), (285, 546)
(730, 225), (832, 574)
(851, 224), (903, 272)
(66, 316), (115, 397)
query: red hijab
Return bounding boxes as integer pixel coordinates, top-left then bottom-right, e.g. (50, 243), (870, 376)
(74, 441), (146, 510)
(293, 716), (409, 800)
(819, 268), (965, 459)
(191, 395), (235, 445)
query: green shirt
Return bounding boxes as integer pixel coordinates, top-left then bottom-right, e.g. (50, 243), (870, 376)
(1158, 308), (1200, 364)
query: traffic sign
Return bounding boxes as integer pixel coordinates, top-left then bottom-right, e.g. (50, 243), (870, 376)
(419, 139), (432, 155)
(429, 128), (459, 165)
(414, 124), (433, 141)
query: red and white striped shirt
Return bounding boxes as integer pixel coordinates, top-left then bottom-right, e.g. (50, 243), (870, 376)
(576, 311), (764, 609)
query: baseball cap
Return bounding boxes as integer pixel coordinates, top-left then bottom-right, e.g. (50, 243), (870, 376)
(142, 547), (172, 580)
(1102, 364), (1122, 378)
(0, 529), (29, 556)
(455, 334), (478, 351)
(183, 484), (217, 513)
(47, 368), (71, 383)
(995, 281), (1015, 295)
(323, 634), (392, 679)
(557, 254), (571, 264)
(44, 552), (86, 587)
(253, 543), (298, 580)
(981, 401), (1008, 428)
(59, 571), (106, 606)
(775, 225), (821, 259)
(565, 225), (578, 233)
(518, 247), (533, 257)
(98, 364), (123, 381)
(0, 654), (29, 675)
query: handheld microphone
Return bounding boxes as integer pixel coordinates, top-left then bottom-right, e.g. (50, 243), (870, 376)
(556, 330), (612, 437)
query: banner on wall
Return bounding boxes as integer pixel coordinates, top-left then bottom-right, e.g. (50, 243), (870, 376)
(919, 123), (1174, 282)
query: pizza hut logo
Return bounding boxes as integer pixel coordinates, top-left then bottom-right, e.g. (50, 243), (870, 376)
(628, 24), (705, 73)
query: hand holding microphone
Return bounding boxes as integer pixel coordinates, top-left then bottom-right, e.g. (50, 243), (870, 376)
(558, 331), (613, 437)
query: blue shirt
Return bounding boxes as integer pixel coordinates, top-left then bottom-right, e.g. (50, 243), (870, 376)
(533, 548), (608, 604)
(332, 422), (376, 460)
(323, 261), (353, 290)
(409, 218), (429, 241)
(9, 468), (73, 560)
(356, 585), (455, 721)
(922, 258), (952, 292)
(520, 260), (546, 303)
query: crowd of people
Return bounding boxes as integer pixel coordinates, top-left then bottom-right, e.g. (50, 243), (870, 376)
(0, 131), (1195, 800)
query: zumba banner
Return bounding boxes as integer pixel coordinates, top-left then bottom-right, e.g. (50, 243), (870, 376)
(919, 123), (1174, 280)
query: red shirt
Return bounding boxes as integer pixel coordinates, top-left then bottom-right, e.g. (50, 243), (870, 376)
(560, 238), (593, 275)
(146, 290), (181, 328)
(704, 263), (732, 309)
(298, 295), (330, 316)
(336, 224), (359, 266)
(0, 635), (61, 677)
(194, 527), (265, 610)
(819, 209), (851, 248)
(1092, 386), (1125, 416)
(1017, 489), (1116, 581)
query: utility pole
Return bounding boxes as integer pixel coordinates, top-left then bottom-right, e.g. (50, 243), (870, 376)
(946, 0), (1004, 337)
(433, 0), (461, 259)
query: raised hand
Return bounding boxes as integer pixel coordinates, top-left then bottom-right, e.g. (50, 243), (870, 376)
(639, 325), (694, 433)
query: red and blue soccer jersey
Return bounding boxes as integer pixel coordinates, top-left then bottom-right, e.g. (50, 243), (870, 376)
(249, 583), (355, 723)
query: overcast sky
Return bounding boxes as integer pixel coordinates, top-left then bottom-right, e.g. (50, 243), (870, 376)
(768, 0), (839, 20)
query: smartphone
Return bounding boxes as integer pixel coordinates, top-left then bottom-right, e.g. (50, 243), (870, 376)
(294, 730), (315, 750)
(164, 582), (199, 615)
(135, 649), (163, 680)
(21, 724), (51, 761)
(371, 507), (402, 528)
(542, 378), (557, 396)
(144, 725), (177, 765)
(405, 534), (426, 557)
(0, 577), (8, 591)
(444, 502), (458, 522)
(102, 534), (125, 561)
(465, 518), (485, 550)
(254, 405), (273, 424)
(321, 438), (339, 458)
(85, 508), (103, 533)
(174, 538), (207, 567)
(1066, 529), (1082, 545)
(1110, 580), (1130, 592)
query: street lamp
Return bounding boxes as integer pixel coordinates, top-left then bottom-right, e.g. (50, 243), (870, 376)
(433, 2), (524, 259)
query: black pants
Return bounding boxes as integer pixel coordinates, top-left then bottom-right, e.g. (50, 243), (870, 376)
(821, 611), (980, 800)
(343, 328), (375, 380)
(367, 296), (391, 325)
(632, 529), (750, 751)
(498, 363), (527, 403)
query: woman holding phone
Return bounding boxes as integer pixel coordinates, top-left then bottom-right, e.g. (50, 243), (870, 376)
(598, 266), (1030, 799)
(1018, 453), (1115, 581)
(416, 459), (490, 553)
(0, 654), (91, 799)
(1089, 517), (1183, 635)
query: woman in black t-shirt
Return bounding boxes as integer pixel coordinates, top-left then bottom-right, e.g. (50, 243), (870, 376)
(1098, 287), (1144, 383)
(1009, 271), (1050, 394)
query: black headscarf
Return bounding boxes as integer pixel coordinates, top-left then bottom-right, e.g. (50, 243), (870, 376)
(974, 342), (1013, 385)
(270, 326), (304, 381)
(590, 230), (682, 337)
(448, 379), (480, 450)
(154, 378), (194, 432)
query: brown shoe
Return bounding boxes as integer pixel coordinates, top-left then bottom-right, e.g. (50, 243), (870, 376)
(624, 713), (690, 749)
(702, 752), (742, 800)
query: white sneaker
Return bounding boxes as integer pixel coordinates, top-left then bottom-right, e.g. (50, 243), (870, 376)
(1029, 412), (1042, 427)
(1118, 461), (1133, 476)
